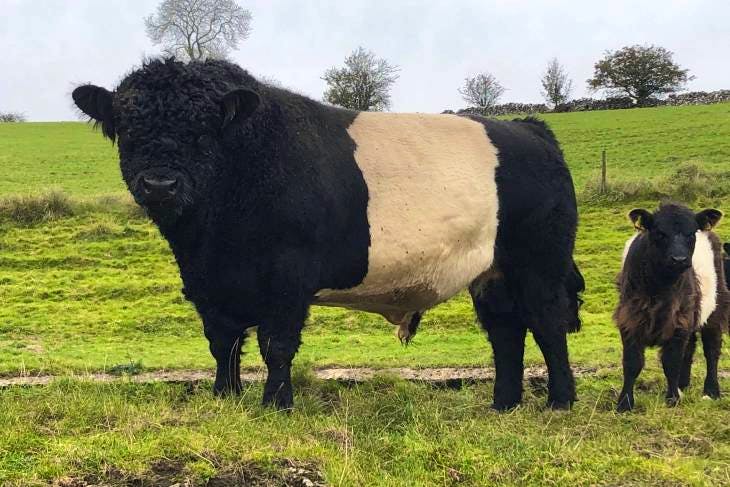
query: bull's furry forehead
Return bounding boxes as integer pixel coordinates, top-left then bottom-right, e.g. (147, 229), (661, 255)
(113, 58), (260, 132)
(118, 57), (259, 94)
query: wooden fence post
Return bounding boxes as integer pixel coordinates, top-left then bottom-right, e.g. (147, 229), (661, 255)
(600, 149), (607, 194)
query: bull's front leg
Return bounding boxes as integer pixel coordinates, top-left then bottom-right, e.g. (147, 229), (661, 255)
(201, 308), (247, 396)
(257, 319), (304, 410)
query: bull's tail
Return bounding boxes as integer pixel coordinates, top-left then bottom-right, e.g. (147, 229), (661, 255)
(566, 259), (585, 333)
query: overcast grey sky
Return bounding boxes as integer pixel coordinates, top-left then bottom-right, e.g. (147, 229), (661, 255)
(1, 0), (728, 121)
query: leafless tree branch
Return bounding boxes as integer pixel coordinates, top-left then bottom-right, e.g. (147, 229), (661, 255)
(144, 0), (252, 61)
(458, 72), (505, 114)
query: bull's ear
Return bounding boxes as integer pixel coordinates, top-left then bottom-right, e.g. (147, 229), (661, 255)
(629, 208), (653, 231)
(221, 88), (260, 128)
(696, 209), (722, 231)
(72, 84), (115, 140)
(723, 243), (730, 255)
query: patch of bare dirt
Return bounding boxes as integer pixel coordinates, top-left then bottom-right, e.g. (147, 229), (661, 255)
(52, 459), (326, 487)
(0, 365), (609, 389)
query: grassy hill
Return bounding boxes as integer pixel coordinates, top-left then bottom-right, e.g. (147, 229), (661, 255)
(2, 102), (729, 196)
(1, 104), (730, 485)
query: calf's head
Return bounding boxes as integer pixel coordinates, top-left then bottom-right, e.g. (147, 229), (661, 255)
(629, 204), (722, 274)
(72, 59), (261, 222)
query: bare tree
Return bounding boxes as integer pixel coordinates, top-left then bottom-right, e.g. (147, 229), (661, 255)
(540, 58), (573, 108)
(0, 111), (26, 122)
(322, 47), (400, 111)
(458, 72), (505, 114)
(144, 0), (253, 61)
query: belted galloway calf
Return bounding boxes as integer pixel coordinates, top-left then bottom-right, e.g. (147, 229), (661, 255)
(73, 58), (583, 410)
(615, 204), (730, 411)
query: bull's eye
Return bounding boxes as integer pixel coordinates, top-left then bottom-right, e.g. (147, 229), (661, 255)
(120, 131), (135, 151)
(655, 232), (668, 242)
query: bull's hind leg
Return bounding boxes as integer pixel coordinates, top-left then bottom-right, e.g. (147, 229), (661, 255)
(517, 269), (577, 409)
(701, 325), (722, 399)
(532, 325), (574, 409)
(678, 332), (697, 391)
(470, 274), (527, 410)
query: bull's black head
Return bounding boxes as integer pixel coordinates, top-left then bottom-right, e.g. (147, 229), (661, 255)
(629, 204), (722, 275)
(72, 58), (261, 224)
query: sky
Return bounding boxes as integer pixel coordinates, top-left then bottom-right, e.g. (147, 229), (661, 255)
(1, 0), (728, 121)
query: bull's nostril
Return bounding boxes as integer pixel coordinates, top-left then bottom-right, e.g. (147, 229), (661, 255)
(672, 256), (688, 263)
(141, 176), (179, 197)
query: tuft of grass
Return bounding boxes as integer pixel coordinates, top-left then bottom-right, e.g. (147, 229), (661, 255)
(580, 161), (730, 204)
(661, 161), (730, 201)
(106, 361), (145, 376)
(0, 190), (145, 226)
(0, 188), (75, 225)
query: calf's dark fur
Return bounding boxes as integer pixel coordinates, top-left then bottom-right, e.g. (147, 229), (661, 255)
(615, 204), (729, 411)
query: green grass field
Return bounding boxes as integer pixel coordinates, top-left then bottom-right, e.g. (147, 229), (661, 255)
(1, 104), (730, 485)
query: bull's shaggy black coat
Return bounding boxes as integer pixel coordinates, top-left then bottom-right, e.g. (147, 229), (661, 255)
(73, 58), (583, 410)
(615, 204), (729, 411)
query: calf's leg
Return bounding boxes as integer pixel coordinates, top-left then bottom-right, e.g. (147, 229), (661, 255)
(701, 325), (722, 399)
(617, 331), (645, 412)
(661, 330), (689, 406)
(678, 332), (697, 391)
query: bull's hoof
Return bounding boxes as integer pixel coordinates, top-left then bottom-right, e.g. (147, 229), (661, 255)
(262, 387), (294, 411)
(213, 382), (241, 397)
(491, 399), (521, 412)
(547, 400), (572, 411)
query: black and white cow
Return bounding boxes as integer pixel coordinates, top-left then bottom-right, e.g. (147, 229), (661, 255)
(72, 58), (584, 410)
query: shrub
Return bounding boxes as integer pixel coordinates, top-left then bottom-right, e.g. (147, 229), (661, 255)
(0, 112), (27, 123)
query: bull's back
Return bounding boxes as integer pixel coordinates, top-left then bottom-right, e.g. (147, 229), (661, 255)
(315, 113), (499, 320)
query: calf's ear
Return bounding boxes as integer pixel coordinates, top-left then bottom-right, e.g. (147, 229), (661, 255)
(696, 209), (722, 231)
(221, 88), (260, 128)
(72, 84), (115, 140)
(629, 209), (653, 231)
